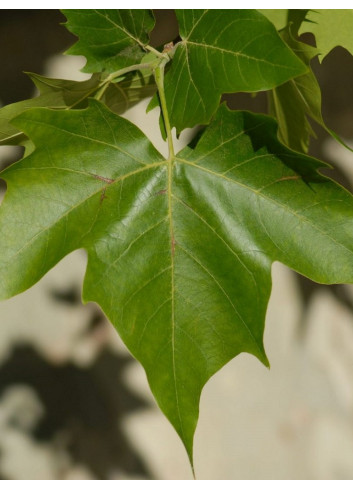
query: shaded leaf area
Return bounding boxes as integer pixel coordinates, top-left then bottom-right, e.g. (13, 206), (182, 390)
(0, 74), (100, 146)
(299, 9), (353, 62)
(2, 102), (353, 463)
(268, 28), (322, 153)
(257, 10), (331, 152)
(0, 71), (155, 147)
(62, 9), (155, 73)
(268, 27), (353, 154)
(103, 70), (155, 114)
(0, 339), (151, 479)
(164, 9), (307, 132)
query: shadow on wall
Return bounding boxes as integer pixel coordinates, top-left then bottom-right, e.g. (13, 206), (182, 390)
(0, 10), (75, 105)
(0, 344), (151, 479)
(0, 284), (152, 480)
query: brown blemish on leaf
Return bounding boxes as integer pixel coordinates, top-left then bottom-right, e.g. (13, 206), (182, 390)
(91, 173), (115, 184)
(275, 175), (301, 183)
(100, 188), (107, 203)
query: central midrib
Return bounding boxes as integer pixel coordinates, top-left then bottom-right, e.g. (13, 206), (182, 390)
(167, 156), (185, 440)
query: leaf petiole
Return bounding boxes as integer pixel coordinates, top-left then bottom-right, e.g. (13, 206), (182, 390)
(144, 44), (170, 60)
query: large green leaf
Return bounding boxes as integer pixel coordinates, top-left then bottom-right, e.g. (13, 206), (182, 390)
(164, 9), (307, 132)
(62, 9), (155, 73)
(299, 9), (353, 62)
(0, 71), (155, 147)
(2, 101), (353, 465)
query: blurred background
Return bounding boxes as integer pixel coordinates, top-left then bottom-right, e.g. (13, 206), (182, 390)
(0, 9), (353, 480)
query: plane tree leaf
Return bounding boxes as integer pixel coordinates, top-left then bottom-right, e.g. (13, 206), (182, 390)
(0, 70), (155, 147)
(163, 9), (307, 133)
(299, 9), (353, 62)
(62, 9), (155, 73)
(2, 101), (353, 464)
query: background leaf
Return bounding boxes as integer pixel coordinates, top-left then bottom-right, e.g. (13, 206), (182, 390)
(2, 102), (353, 466)
(102, 68), (156, 114)
(259, 9), (308, 32)
(0, 70), (156, 147)
(62, 9), (155, 73)
(0, 74), (101, 146)
(268, 28), (322, 153)
(268, 26), (353, 153)
(299, 9), (353, 62)
(164, 9), (307, 133)
(257, 9), (288, 30)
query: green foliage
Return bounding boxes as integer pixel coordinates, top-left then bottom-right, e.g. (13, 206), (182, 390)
(268, 27), (322, 153)
(63, 9), (156, 72)
(260, 9), (308, 33)
(163, 9), (307, 132)
(0, 70), (155, 147)
(0, 9), (353, 473)
(299, 9), (353, 62)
